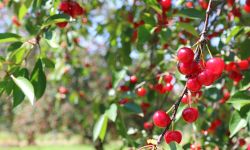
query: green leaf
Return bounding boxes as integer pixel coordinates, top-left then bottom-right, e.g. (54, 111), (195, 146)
(227, 91), (250, 110)
(176, 8), (205, 19)
(164, 142), (183, 150)
(18, 4), (28, 20)
(41, 57), (55, 69)
(123, 102), (143, 116)
(226, 26), (243, 44)
(176, 22), (198, 37)
(7, 42), (23, 52)
(11, 75), (35, 105)
(8, 42), (33, 64)
(229, 111), (247, 137)
(93, 114), (108, 141)
(113, 69), (126, 88)
(105, 104), (117, 122)
(30, 59), (46, 99)
(0, 33), (21, 43)
(42, 14), (70, 28)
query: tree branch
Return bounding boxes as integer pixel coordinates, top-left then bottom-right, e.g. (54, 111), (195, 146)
(156, 0), (215, 145)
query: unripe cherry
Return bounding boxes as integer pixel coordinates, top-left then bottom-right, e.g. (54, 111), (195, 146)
(136, 87), (147, 97)
(153, 110), (171, 128)
(206, 57), (225, 75)
(164, 130), (182, 144)
(197, 69), (214, 86)
(187, 78), (202, 92)
(130, 75), (137, 84)
(182, 107), (199, 123)
(164, 74), (173, 83)
(177, 47), (194, 64)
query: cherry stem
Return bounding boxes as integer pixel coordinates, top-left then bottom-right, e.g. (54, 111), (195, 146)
(156, 0), (215, 145)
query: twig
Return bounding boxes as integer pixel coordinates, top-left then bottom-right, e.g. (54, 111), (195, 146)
(156, 0), (215, 145)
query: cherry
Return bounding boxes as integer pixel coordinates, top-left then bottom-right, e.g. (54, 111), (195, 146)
(118, 98), (130, 105)
(227, 0), (235, 7)
(58, 86), (69, 94)
(247, 0), (250, 5)
(136, 87), (147, 97)
(198, 0), (208, 10)
(164, 74), (173, 83)
(119, 85), (130, 92)
(225, 62), (237, 72)
(186, 2), (194, 8)
(12, 16), (21, 27)
(130, 75), (137, 84)
(165, 83), (173, 92)
(223, 91), (230, 101)
(239, 138), (246, 147)
(206, 57), (225, 76)
(197, 69), (214, 86)
(164, 130), (182, 144)
(59, 1), (84, 18)
(153, 110), (171, 128)
(187, 78), (202, 92)
(177, 47), (194, 64)
(178, 61), (198, 75)
(245, 4), (250, 13)
(159, 0), (171, 11)
(56, 22), (68, 28)
(182, 107), (199, 123)
(190, 144), (201, 150)
(228, 71), (243, 83)
(181, 94), (190, 104)
(237, 60), (249, 70)
(143, 122), (154, 130)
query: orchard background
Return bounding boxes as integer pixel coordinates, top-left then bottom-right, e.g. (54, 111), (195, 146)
(0, 0), (249, 149)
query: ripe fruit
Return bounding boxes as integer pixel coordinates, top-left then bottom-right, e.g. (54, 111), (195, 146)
(119, 85), (130, 92)
(198, 0), (208, 10)
(186, 2), (194, 8)
(12, 16), (21, 27)
(182, 107), (199, 123)
(187, 78), (202, 92)
(164, 130), (182, 144)
(245, 4), (250, 13)
(206, 57), (225, 76)
(237, 60), (249, 70)
(197, 69), (214, 86)
(177, 47), (194, 64)
(153, 110), (171, 128)
(59, 1), (85, 18)
(165, 83), (173, 92)
(164, 74), (173, 83)
(227, 0), (235, 7)
(143, 122), (154, 130)
(181, 94), (189, 104)
(56, 22), (68, 28)
(136, 87), (147, 97)
(130, 75), (137, 84)
(58, 86), (69, 94)
(178, 61), (198, 75)
(158, 0), (171, 11)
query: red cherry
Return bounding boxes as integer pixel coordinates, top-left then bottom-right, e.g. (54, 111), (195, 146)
(245, 4), (250, 13)
(118, 98), (130, 105)
(164, 74), (173, 83)
(190, 144), (201, 150)
(164, 130), (182, 144)
(228, 71), (243, 83)
(225, 62), (238, 72)
(227, 0), (235, 7)
(143, 122), (154, 130)
(197, 69), (214, 86)
(159, 0), (171, 11)
(186, 2), (194, 8)
(178, 61), (198, 75)
(119, 85), (130, 92)
(198, 0), (208, 10)
(181, 94), (190, 104)
(239, 138), (246, 147)
(247, 0), (250, 5)
(177, 47), (194, 64)
(136, 87), (147, 97)
(187, 78), (202, 92)
(206, 57), (225, 76)
(237, 60), (249, 70)
(153, 110), (171, 128)
(59, 1), (70, 13)
(165, 83), (173, 92)
(12, 16), (21, 27)
(56, 22), (68, 28)
(130, 75), (137, 84)
(58, 86), (69, 94)
(182, 107), (199, 123)
(223, 91), (230, 101)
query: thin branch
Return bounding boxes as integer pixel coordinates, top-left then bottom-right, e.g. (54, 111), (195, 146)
(156, 0), (215, 145)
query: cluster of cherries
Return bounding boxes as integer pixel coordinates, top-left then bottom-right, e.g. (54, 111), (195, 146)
(57, 1), (85, 28)
(177, 47), (224, 92)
